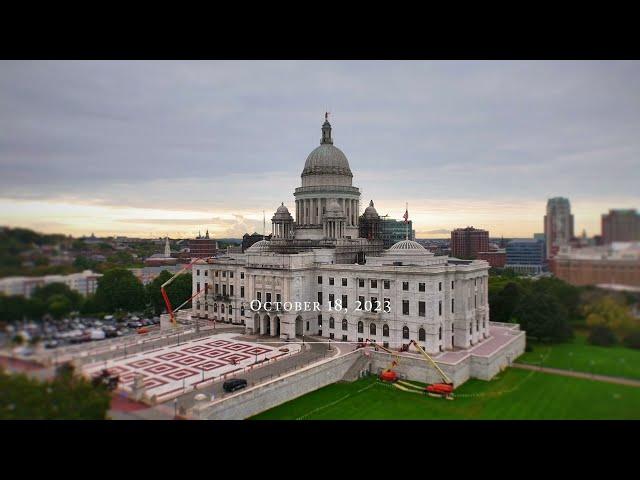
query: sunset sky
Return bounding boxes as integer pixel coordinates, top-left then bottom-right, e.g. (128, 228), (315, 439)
(1, 61), (638, 239)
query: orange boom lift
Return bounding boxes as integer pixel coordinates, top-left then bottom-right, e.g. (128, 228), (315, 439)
(403, 340), (454, 399)
(358, 338), (454, 399)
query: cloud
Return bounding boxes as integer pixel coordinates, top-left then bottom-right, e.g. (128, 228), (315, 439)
(1, 61), (639, 238)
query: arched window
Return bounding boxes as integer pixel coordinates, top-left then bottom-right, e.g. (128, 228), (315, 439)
(357, 321), (363, 333)
(403, 326), (410, 339)
(329, 317), (335, 329)
(418, 328), (426, 341)
(342, 319), (348, 331)
(438, 326), (442, 340)
(383, 324), (389, 337)
(221, 304), (225, 313)
(213, 303), (218, 312)
(240, 306), (245, 316)
(228, 305), (233, 315)
(370, 323), (377, 335)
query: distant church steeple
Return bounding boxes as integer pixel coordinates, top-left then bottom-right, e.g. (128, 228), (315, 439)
(164, 237), (171, 257)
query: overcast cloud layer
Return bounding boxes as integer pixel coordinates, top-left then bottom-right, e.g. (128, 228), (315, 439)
(0, 60), (638, 238)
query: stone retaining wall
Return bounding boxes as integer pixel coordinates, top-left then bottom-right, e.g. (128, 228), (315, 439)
(189, 350), (361, 420)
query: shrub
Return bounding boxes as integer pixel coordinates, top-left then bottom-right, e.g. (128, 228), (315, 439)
(623, 331), (640, 350)
(587, 325), (617, 347)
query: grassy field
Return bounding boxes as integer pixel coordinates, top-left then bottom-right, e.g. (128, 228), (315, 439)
(518, 333), (640, 380)
(251, 369), (640, 420)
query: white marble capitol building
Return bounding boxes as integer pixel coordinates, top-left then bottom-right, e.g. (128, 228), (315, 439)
(192, 118), (491, 353)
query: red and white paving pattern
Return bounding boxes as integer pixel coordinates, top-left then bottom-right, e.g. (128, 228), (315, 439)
(83, 333), (300, 398)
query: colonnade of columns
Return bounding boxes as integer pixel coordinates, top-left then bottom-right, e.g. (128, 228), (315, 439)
(272, 221), (293, 238)
(295, 198), (359, 226)
(323, 219), (346, 239)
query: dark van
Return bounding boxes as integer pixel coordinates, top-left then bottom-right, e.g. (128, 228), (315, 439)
(223, 378), (248, 393)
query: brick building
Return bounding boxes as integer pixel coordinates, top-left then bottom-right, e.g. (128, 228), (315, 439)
(602, 209), (640, 245)
(450, 227), (489, 259)
(552, 243), (640, 287)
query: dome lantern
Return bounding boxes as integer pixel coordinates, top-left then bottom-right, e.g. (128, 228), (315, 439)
(321, 112), (333, 145)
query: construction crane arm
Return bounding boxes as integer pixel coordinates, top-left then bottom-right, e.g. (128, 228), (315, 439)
(161, 257), (209, 324)
(410, 340), (452, 385)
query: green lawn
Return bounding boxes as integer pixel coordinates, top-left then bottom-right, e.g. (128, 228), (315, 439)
(251, 369), (640, 420)
(518, 333), (640, 380)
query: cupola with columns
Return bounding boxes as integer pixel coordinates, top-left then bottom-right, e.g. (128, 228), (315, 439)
(271, 202), (294, 239)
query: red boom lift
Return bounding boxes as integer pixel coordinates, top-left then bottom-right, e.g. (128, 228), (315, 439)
(161, 257), (210, 325)
(359, 338), (455, 399)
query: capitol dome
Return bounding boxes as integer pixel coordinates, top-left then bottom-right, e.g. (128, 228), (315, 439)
(389, 240), (425, 250)
(302, 144), (352, 177)
(246, 239), (271, 252)
(301, 119), (353, 186)
(363, 200), (379, 219)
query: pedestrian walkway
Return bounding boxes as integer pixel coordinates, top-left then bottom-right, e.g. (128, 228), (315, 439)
(513, 362), (640, 387)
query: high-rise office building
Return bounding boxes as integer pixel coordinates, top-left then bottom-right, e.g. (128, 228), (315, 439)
(601, 209), (640, 244)
(544, 197), (574, 259)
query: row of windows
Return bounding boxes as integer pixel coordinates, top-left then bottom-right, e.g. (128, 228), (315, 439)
(256, 292), (282, 303)
(196, 269), (245, 280)
(196, 303), (246, 316)
(318, 277), (454, 291)
(318, 317), (443, 341)
(196, 283), (246, 298)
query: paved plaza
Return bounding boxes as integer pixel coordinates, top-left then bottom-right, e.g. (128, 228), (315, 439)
(83, 332), (302, 399)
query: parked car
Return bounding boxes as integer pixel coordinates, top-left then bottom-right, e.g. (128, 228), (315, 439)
(223, 378), (248, 393)
(44, 340), (59, 349)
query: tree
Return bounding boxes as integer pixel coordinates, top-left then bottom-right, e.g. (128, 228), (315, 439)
(32, 283), (82, 310)
(147, 271), (193, 315)
(489, 282), (523, 323)
(588, 325), (617, 347)
(79, 294), (104, 315)
(73, 255), (98, 270)
(512, 290), (572, 342)
(0, 295), (29, 322)
(584, 295), (635, 341)
(24, 297), (47, 321)
(535, 277), (582, 320)
(0, 366), (111, 420)
(47, 294), (73, 319)
(94, 268), (146, 313)
(623, 332), (640, 350)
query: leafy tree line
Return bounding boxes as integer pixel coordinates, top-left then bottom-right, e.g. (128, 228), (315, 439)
(489, 274), (640, 348)
(0, 269), (193, 322)
(0, 364), (111, 420)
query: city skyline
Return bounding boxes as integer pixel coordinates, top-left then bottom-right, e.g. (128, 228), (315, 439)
(1, 61), (639, 239)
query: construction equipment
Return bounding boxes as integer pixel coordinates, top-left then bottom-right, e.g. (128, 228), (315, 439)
(358, 339), (401, 382)
(357, 338), (454, 399)
(406, 340), (454, 399)
(161, 257), (209, 325)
